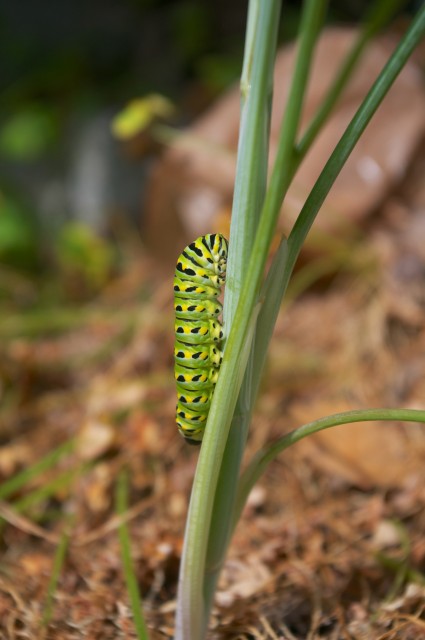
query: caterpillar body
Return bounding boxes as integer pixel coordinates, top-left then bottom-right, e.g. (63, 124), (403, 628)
(174, 233), (228, 444)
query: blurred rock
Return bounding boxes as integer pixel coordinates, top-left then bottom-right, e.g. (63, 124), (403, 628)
(144, 27), (425, 265)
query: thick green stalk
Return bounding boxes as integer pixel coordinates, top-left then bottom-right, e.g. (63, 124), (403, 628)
(203, 0), (328, 628)
(175, 7), (281, 637)
(224, 0), (279, 326)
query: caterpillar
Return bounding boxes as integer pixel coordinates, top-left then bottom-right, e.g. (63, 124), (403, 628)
(174, 233), (228, 444)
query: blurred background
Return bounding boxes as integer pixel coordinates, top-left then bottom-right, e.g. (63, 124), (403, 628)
(1, 0), (418, 303)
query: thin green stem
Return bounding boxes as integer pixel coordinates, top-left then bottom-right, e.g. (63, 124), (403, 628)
(235, 409), (425, 525)
(12, 465), (87, 514)
(296, 0), (407, 160)
(41, 523), (72, 630)
(116, 469), (150, 640)
(287, 2), (425, 274)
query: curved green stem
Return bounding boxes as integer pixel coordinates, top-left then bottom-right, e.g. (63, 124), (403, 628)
(235, 409), (425, 526)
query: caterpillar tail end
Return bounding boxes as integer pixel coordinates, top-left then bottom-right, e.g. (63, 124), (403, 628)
(184, 437), (202, 446)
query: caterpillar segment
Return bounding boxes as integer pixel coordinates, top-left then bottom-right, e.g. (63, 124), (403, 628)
(173, 233), (228, 444)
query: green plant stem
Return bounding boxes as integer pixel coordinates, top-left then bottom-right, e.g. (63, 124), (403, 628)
(235, 409), (425, 525)
(286, 2), (425, 274)
(296, 0), (407, 160)
(116, 469), (149, 640)
(202, 235), (289, 616)
(175, 2), (425, 638)
(176, 1), (329, 636)
(224, 0), (279, 325)
(41, 523), (72, 629)
(203, 0), (327, 604)
(175, 3), (281, 638)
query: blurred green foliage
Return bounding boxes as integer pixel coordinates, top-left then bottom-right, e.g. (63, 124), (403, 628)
(171, 2), (212, 61)
(0, 193), (39, 269)
(0, 105), (58, 161)
(0, 0), (410, 309)
(55, 222), (116, 296)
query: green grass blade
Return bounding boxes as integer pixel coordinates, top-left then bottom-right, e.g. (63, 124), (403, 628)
(12, 465), (87, 514)
(0, 439), (75, 500)
(41, 524), (71, 630)
(235, 409), (425, 526)
(116, 469), (150, 640)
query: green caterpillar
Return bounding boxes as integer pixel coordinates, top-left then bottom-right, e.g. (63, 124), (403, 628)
(174, 233), (228, 444)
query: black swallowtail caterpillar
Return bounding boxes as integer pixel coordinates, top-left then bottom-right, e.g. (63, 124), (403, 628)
(174, 233), (228, 444)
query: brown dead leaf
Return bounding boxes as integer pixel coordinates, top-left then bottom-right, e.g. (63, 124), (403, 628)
(77, 419), (116, 460)
(20, 552), (52, 578)
(381, 583), (425, 613)
(0, 441), (32, 477)
(217, 557), (272, 606)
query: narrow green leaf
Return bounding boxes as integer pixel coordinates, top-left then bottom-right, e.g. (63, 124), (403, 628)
(41, 525), (71, 629)
(288, 3), (425, 271)
(224, 0), (280, 325)
(251, 235), (289, 398)
(296, 0), (409, 159)
(235, 409), (425, 525)
(116, 469), (149, 640)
